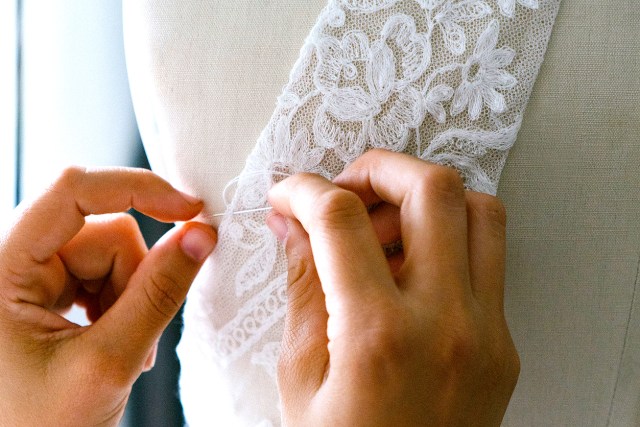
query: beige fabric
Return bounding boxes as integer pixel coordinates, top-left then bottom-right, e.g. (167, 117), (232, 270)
(500, 1), (640, 425)
(124, 2), (328, 423)
(124, 1), (326, 217)
(124, 0), (640, 425)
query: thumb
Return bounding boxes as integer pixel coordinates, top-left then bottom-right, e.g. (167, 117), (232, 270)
(81, 222), (216, 382)
(267, 214), (329, 404)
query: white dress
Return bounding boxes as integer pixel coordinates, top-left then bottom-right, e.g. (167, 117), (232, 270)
(124, 1), (640, 425)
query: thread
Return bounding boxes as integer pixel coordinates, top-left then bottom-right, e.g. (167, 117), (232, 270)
(203, 170), (292, 219)
(210, 206), (273, 218)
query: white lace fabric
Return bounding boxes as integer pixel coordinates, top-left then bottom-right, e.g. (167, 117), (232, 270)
(177, 1), (560, 425)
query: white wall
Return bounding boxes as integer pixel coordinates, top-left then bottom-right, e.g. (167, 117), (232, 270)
(21, 0), (139, 199)
(20, 1), (140, 340)
(0, 0), (17, 227)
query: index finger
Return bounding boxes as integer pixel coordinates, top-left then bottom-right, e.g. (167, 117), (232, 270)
(268, 173), (397, 311)
(3, 167), (202, 264)
(333, 150), (470, 299)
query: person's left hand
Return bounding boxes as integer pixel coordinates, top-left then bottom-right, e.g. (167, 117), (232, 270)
(0, 167), (217, 426)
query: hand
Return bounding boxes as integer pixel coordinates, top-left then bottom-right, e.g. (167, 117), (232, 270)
(0, 167), (217, 426)
(267, 150), (519, 426)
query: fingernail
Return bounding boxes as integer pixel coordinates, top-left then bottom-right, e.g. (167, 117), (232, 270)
(266, 214), (288, 243)
(179, 190), (202, 206)
(180, 226), (216, 262)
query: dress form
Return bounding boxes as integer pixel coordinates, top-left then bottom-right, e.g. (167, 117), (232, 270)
(123, 1), (640, 426)
(124, 1), (326, 218)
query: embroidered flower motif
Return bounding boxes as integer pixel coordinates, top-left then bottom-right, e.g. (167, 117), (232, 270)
(451, 20), (516, 121)
(271, 118), (327, 177)
(425, 84), (454, 123)
(314, 30), (371, 92)
(314, 15), (429, 161)
(433, 0), (493, 55)
(496, 0), (538, 18)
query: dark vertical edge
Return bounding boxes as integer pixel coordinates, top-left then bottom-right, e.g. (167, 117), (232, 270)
(15, 0), (23, 206)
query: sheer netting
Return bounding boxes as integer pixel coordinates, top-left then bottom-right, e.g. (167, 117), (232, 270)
(177, 0), (560, 425)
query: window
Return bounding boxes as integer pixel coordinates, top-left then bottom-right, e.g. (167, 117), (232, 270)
(20, 1), (139, 199)
(2, 3), (186, 424)
(0, 0), (18, 225)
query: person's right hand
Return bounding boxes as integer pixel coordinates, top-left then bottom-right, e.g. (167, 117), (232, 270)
(267, 149), (519, 426)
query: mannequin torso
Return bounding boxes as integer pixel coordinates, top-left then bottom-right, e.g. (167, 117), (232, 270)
(124, 1), (640, 425)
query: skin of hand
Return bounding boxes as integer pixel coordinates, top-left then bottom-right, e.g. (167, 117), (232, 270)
(0, 167), (217, 426)
(267, 149), (520, 426)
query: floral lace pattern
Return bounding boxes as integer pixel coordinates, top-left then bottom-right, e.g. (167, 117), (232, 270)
(178, 0), (560, 425)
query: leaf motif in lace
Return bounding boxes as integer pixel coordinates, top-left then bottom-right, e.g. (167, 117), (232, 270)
(433, 1), (493, 55)
(178, 0), (562, 425)
(496, 0), (539, 18)
(211, 0), (540, 381)
(209, 0), (531, 383)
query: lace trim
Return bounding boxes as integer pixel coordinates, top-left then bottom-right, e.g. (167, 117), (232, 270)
(188, 0), (557, 418)
(213, 272), (288, 364)
(251, 342), (282, 379)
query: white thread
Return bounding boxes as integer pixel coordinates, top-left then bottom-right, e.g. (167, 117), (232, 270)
(204, 170), (292, 219)
(220, 171), (289, 207)
(209, 206), (274, 218)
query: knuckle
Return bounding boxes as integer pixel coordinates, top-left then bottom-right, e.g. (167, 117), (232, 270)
(54, 166), (87, 189)
(311, 189), (367, 231)
(414, 165), (465, 208)
(505, 345), (521, 383)
(52, 166), (87, 195)
(492, 332), (521, 386)
(469, 193), (507, 230)
(286, 254), (316, 311)
(358, 305), (413, 366)
(111, 215), (146, 255)
(443, 327), (480, 369)
(476, 315), (521, 390)
(482, 340), (520, 394)
(131, 167), (159, 186)
(0, 262), (29, 292)
(98, 360), (130, 390)
(51, 166), (91, 214)
(143, 270), (183, 320)
(432, 312), (481, 370)
(112, 214), (144, 244)
(372, 327), (410, 362)
(108, 212), (140, 235)
(360, 148), (388, 165)
(112, 211), (138, 228)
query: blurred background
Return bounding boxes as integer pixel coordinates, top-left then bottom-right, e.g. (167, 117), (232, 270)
(1, 1), (185, 425)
